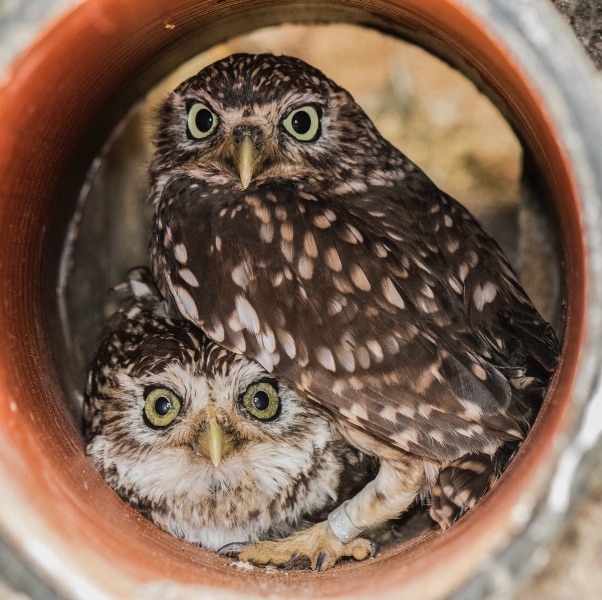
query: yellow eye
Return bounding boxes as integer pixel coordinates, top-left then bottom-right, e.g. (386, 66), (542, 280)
(144, 388), (181, 427)
(282, 106), (321, 142)
(187, 103), (218, 139)
(241, 382), (280, 420)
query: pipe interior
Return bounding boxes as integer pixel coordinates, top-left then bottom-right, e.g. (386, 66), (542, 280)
(0, 2), (581, 598)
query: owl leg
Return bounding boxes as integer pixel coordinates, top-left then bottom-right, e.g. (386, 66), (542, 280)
(429, 453), (498, 528)
(234, 456), (424, 571)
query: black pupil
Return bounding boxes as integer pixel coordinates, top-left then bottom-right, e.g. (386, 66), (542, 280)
(253, 390), (270, 411)
(291, 110), (312, 134)
(195, 108), (213, 133)
(154, 397), (171, 416)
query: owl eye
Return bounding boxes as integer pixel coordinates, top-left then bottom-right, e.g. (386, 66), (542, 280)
(144, 388), (182, 427)
(282, 106), (321, 142)
(187, 103), (218, 139)
(241, 381), (280, 420)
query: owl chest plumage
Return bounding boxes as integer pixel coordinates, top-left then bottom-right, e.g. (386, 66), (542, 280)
(97, 434), (354, 550)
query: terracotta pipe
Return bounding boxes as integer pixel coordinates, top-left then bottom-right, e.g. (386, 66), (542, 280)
(0, 1), (601, 598)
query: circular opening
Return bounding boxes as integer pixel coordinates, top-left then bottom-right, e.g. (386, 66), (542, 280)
(63, 21), (535, 574)
(0, 1), (587, 598)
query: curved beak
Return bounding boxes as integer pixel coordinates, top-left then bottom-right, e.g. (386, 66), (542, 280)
(196, 407), (233, 467)
(237, 135), (256, 190)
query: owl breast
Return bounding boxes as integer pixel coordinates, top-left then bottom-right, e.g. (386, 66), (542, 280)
(84, 276), (376, 551)
(91, 426), (352, 550)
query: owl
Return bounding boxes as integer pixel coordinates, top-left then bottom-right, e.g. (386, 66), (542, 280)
(84, 267), (377, 564)
(148, 54), (560, 569)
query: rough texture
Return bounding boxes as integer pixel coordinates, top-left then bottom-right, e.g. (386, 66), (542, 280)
(552, 0), (602, 69)
(516, 2), (602, 598)
(0, 0), (78, 75)
(518, 448), (602, 599)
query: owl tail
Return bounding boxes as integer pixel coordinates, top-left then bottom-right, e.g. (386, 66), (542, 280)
(428, 443), (518, 529)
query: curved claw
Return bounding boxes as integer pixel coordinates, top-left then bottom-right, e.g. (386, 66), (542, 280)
(315, 551), (327, 572)
(217, 542), (246, 556)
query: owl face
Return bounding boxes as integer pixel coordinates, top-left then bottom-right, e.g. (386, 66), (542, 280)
(152, 53), (392, 193)
(85, 274), (372, 551)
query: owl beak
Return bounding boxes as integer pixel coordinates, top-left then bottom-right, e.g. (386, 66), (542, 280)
(196, 408), (232, 467)
(237, 135), (256, 190)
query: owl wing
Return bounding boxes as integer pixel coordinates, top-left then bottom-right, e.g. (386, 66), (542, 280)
(153, 176), (559, 463)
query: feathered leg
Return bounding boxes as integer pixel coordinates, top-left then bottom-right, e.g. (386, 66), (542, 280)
(232, 455), (425, 571)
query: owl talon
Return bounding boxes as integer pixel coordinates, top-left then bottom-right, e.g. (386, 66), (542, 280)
(236, 522), (374, 571)
(315, 551), (326, 572)
(217, 542), (245, 556)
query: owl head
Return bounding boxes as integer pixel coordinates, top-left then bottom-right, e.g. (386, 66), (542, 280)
(151, 53), (398, 194)
(84, 268), (374, 551)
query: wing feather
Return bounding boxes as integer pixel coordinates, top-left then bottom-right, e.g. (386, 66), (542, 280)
(151, 175), (558, 462)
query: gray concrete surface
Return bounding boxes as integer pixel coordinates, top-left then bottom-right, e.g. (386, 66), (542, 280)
(517, 5), (602, 598)
(518, 446), (602, 599)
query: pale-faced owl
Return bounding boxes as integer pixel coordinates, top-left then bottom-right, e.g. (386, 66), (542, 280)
(84, 268), (377, 562)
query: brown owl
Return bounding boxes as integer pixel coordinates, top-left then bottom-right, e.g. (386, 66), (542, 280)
(84, 268), (376, 565)
(148, 54), (559, 569)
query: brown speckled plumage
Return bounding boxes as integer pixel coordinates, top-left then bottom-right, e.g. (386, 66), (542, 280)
(146, 53), (559, 566)
(84, 268), (376, 552)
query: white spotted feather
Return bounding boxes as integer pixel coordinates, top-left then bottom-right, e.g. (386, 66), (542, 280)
(148, 54), (559, 535)
(85, 269), (376, 551)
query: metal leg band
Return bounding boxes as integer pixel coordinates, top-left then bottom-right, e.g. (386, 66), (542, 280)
(327, 501), (364, 543)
